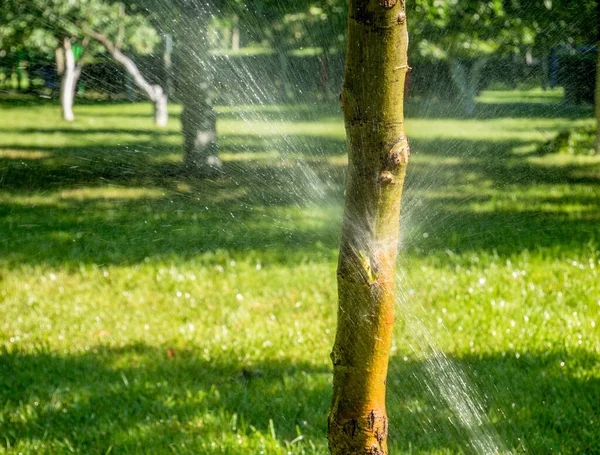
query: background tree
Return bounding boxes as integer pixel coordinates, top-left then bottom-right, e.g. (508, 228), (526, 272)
(0, 0), (164, 124)
(409, 0), (531, 116)
(173, 1), (223, 173)
(328, 0), (409, 454)
(81, 2), (167, 126)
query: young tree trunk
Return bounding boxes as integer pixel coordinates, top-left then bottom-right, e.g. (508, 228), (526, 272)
(231, 15), (240, 51)
(596, 1), (600, 154)
(320, 50), (329, 101)
(596, 46), (600, 154)
(163, 33), (174, 98)
(448, 57), (486, 117)
(541, 50), (550, 91)
(279, 51), (290, 102)
(176, 10), (221, 173)
(59, 38), (83, 122)
(86, 30), (168, 127)
(327, 1), (410, 455)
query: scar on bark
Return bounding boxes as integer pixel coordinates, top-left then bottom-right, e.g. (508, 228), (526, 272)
(379, 0), (398, 7)
(389, 137), (410, 165)
(368, 410), (376, 430)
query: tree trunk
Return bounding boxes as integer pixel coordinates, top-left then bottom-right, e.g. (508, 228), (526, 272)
(59, 38), (82, 122)
(320, 50), (329, 101)
(327, 1), (410, 455)
(596, 0), (600, 155)
(153, 85), (168, 129)
(86, 30), (168, 127)
(448, 57), (486, 117)
(176, 10), (221, 173)
(279, 51), (289, 102)
(231, 15), (240, 51)
(596, 45), (600, 154)
(163, 33), (174, 98)
(541, 51), (550, 91)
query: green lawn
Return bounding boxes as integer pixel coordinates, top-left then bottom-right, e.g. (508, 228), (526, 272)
(0, 90), (599, 454)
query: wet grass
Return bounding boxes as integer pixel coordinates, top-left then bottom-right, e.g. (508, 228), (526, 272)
(0, 89), (599, 454)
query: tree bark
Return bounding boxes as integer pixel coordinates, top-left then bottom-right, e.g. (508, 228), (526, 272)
(448, 57), (486, 117)
(59, 38), (83, 122)
(176, 9), (221, 173)
(327, 1), (410, 455)
(86, 30), (168, 127)
(231, 15), (240, 51)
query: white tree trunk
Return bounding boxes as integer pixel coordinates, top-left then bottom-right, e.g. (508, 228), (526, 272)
(60, 38), (82, 122)
(231, 15), (240, 51)
(153, 85), (168, 127)
(87, 30), (168, 127)
(448, 57), (487, 117)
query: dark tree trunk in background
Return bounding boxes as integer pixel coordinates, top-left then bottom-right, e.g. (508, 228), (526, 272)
(164, 33), (174, 98)
(59, 38), (83, 122)
(541, 51), (550, 91)
(278, 51), (290, 102)
(596, 0), (600, 154)
(231, 15), (240, 51)
(320, 50), (329, 101)
(176, 6), (221, 173)
(448, 57), (487, 117)
(327, 0), (410, 454)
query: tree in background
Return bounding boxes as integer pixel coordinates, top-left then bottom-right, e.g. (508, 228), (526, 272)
(409, 0), (531, 116)
(81, 2), (168, 126)
(328, 0), (409, 453)
(0, 0), (165, 125)
(173, 1), (222, 173)
(596, 0), (600, 154)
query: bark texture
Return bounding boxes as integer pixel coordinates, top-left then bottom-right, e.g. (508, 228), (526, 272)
(59, 38), (83, 122)
(86, 30), (168, 127)
(328, 1), (409, 454)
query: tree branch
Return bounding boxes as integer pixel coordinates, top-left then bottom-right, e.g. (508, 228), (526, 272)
(84, 28), (160, 102)
(115, 2), (125, 51)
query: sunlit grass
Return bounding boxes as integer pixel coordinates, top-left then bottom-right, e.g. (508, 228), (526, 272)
(1, 91), (599, 454)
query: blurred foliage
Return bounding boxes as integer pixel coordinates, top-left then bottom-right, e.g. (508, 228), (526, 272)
(0, 0), (159, 58)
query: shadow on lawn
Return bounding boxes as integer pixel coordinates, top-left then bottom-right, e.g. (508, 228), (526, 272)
(1, 131), (600, 266)
(1, 345), (598, 453)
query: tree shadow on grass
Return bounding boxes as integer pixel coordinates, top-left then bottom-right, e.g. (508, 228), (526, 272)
(405, 99), (592, 120)
(1, 345), (598, 453)
(1, 134), (600, 267)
